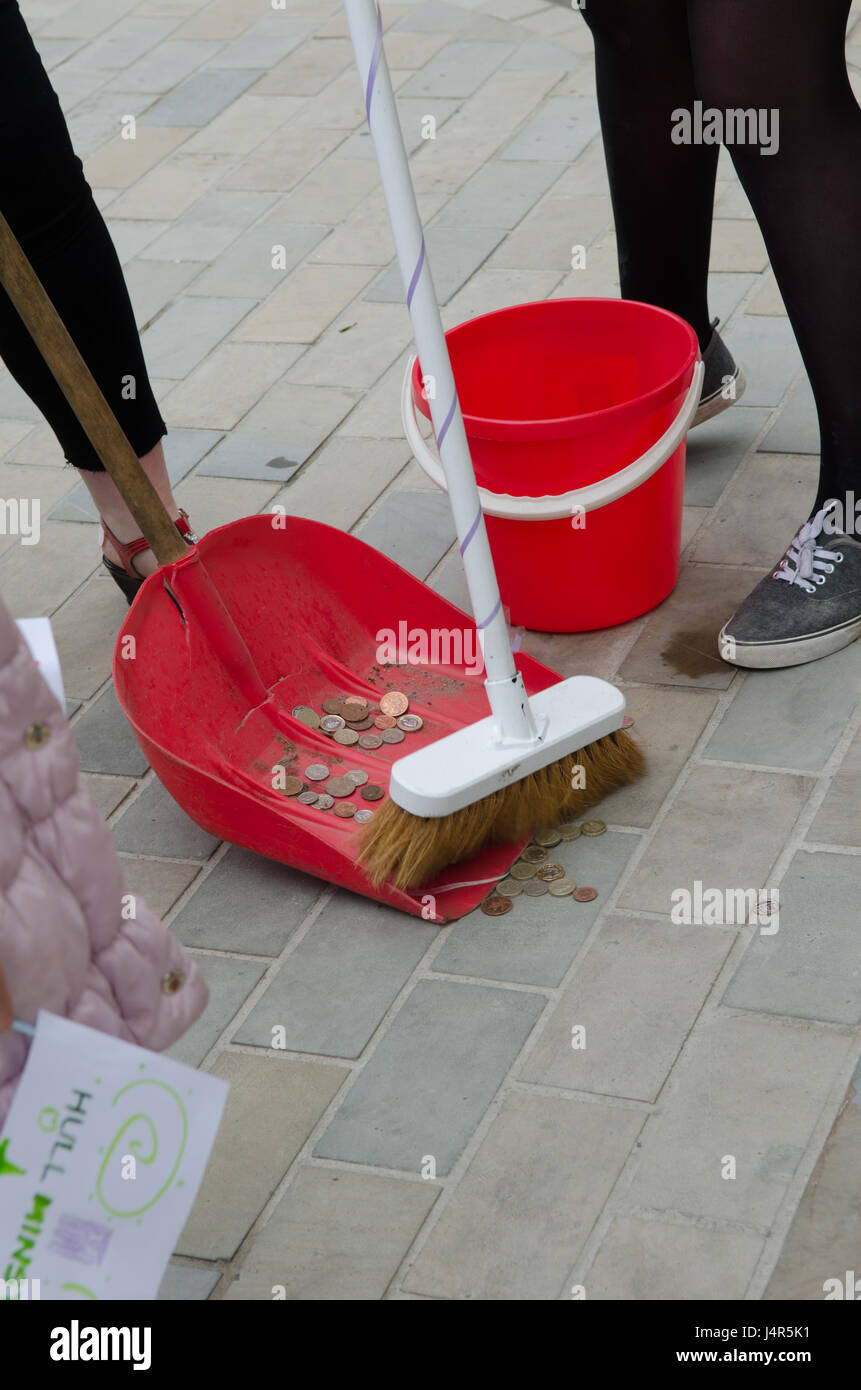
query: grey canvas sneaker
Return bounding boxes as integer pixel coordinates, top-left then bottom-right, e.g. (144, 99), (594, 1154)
(719, 504), (861, 669)
(691, 318), (746, 428)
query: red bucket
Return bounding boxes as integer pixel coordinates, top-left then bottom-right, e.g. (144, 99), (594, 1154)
(407, 299), (701, 632)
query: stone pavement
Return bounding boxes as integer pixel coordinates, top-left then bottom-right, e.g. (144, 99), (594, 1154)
(3, 0), (861, 1301)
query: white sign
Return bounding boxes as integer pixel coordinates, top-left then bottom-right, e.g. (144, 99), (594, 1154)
(15, 617), (65, 707)
(0, 1012), (228, 1301)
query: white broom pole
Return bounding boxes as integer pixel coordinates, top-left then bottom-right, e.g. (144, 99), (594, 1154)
(344, 0), (540, 748)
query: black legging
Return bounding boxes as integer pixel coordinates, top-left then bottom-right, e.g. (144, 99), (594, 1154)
(0, 0), (165, 471)
(581, 0), (861, 531)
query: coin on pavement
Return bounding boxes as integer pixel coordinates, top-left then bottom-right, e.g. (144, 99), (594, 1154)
(333, 728), (359, 746)
(581, 820), (606, 837)
(304, 764), (330, 782)
(548, 878), (575, 897)
(573, 886), (599, 903)
(509, 861), (537, 880)
(534, 828), (562, 848)
(354, 808), (374, 823)
(281, 776), (304, 797)
(359, 733), (383, 750)
(524, 879), (549, 897)
(496, 878), (523, 897)
(536, 862), (566, 882)
(380, 691), (409, 717)
(292, 705), (319, 728)
(361, 784), (385, 801)
(345, 769), (368, 786)
(556, 823), (582, 841)
(326, 776), (355, 798)
(481, 895), (512, 916)
(397, 714), (423, 733)
(381, 728), (405, 744)
(520, 845), (548, 864)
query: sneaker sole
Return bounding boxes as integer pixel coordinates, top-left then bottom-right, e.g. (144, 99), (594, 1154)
(690, 366), (746, 429)
(718, 612), (861, 669)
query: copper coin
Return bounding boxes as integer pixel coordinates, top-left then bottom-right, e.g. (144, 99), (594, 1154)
(496, 877), (523, 898)
(381, 727), (405, 744)
(397, 714), (423, 733)
(556, 823), (582, 842)
(321, 698), (343, 716)
(292, 705), (319, 729)
(334, 802), (357, 819)
(622, 715), (635, 729)
(361, 784), (384, 802)
(573, 886), (598, 903)
(326, 776), (355, 798)
(297, 790), (318, 805)
(281, 776), (304, 797)
(346, 716), (374, 731)
(320, 714), (345, 733)
(359, 732), (383, 750)
(534, 829), (562, 848)
(343, 696), (369, 716)
(581, 820), (607, 837)
(345, 769), (368, 786)
(548, 878), (575, 897)
(536, 862), (566, 883)
(333, 728), (359, 746)
(480, 894), (512, 916)
(315, 794), (335, 810)
(509, 861), (537, 881)
(520, 846), (548, 864)
(380, 691), (409, 717)
(354, 808), (374, 823)
(523, 879), (549, 897)
(374, 714), (397, 730)
(304, 764), (330, 782)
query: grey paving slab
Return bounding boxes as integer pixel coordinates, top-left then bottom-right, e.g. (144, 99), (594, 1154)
(707, 271), (757, 326)
(187, 224), (329, 299)
(171, 846), (325, 956)
(393, 2), (474, 34)
(723, 314), (804, 409)
(435, 159), (564, 229)
(52, 427), (223, 522)
(70, 19), (173, 69)
(808, 725), (861, 847)
(73, 685), (150, 777)
(141, 296), (255, 378)
(355, 490), (456, 579)
(226, 1168), (439, 1301)
(402, 41), (515, 98)
(723, 849), (861, 1024)
(196, 436), (302, 482)
(237, 381), (360, 465)
(403, 1091), (643, 1299)
(505, 35), (581, 70)
(598, 685), (719, 829)
(366, 224), (506, 305)
(166, 952), (266, 1068)
(0, 371), (43, 422)
(705, 638), (861, 772)
(208, 16), (312, 70)
(104, 39), (225, 94)
(521, 915), (734, 1102)
(112, 778), (220, 860)
(586, 1217), (763, 1301)
(757, 376), (820, 455)
(68, 91), (162, 158)
(141, 191), (278, 263)
(157, 1264), (220, 1301)
(433, 829), (638, 987)
(234, 894), (437, 1057)
(499, 96), (600, 162)
(140, 69), (262, 127)
(125, 258), (202, 330)
(314, 979), (545, 1174)
(684, 406), (771, 508)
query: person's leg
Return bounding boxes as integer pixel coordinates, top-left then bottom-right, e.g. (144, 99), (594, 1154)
(0, 0), (182, 578)
(688, 0), (861, 537)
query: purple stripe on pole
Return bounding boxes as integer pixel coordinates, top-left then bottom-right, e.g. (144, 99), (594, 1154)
(460, 505), (482, 556)
(477, 598), (501, 631)
(364, 6), (383, 123)
(436, 393), (457, 451)
(406, 235), (425, 309)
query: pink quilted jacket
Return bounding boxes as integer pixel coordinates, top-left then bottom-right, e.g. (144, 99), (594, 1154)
(0, 596), (207, 1127)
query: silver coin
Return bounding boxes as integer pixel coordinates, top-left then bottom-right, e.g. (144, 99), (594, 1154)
(315, 794), (335, 810)
(320, 714), (345, 733)
(397, 714), (423, 732)
(297, 790), (318, 805)
(292, 705), (319, 729)
(381, 727), (405, 744)
(304, 764), (330, 782)
(354, 808), (375, 823)
(345, 769), (369, 786)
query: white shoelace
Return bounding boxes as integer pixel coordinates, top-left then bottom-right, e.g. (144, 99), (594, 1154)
(773, 505), (843, 595)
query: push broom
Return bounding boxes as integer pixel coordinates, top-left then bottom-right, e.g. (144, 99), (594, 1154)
(346, 0), (647, 891)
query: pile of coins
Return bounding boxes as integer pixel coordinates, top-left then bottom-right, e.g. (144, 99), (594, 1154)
(279, 766), (382, 822)
(480, 820), (606, 916)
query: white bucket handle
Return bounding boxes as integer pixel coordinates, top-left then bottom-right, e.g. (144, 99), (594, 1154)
(401, 355), (704, 521)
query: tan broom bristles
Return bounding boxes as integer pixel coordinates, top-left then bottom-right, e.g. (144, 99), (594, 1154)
(358, 727), (646, 890)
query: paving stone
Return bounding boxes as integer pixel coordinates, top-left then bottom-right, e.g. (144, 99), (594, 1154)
(551, 135), (610, 197)
(50, 66), (111, 112)
(196, 436), (301, 482)
(82, 773), (136, 820)
(336, 349), (413, 439)
(141, 295), (255, 378)
(619, 763), (812, 916)
(0, 369), (43, 422)
(73, 685), (150, 777)
(355, 490), (456, 580)
(286, 303), (413, 389)
(268, 436), (409, 529)
(69, 18), (172, 68)
(235, 893), (437, 1056)
(434, 160), (564, 230)
(0, 521), (98, 617)
(401, 41), (515, 98)
(684, 406), (771, 507)
(166, 952), (266, 1068)
(118, 855), (200, 919)
(626, 1010), (853, 1226)
(180, 94), (304, 157)
(714, 181), (756, 219)
(36, 0), (139, 39)
(403, 1091), (643, 1299)
(125, 258), (201, 329)
(586, 1217), (764, 1300)
(69, 91), (168, 160)
(315, 980), (544, 1174)
(393, 2), (474, 34)
(106, 217), (172, 264)
(433, 830), (637, 987)
(157, 1264), (220, 1301)
(208, 15), (311, 69)
(235, 263), (376, 343)
(140, 68), (263, 127)
(269, 159), (379, 225)
(549, 232), (620, 299)
(104, 39), (224, 93)
(707, 271), (757, 326)
(50, 571), (128, 699)
(371, 30), (450, 74)
(757, 377), (819, 455)
(618, 563), (761, 689)
(521, 915), (734, 1102)
(486, 194), (611, 270)
(84, 125), (194, 188)
(722, 314), (804, 409)
(225, 1167), (438, 1301)
(598, 685), (719, 828)
(442, 266), (566, 328)
(690, 451), (818, 570)
(112, 778), (220, 860)
(178, 1054), (349, 1260)
(220, 126), (347, 193)
(162, 342), (300, 430)
(232, 380), (359, 464)
(723, 849), (861, 1025)
(746, 270), (787, 317)
(141, 190), (278, 262)
(705, 639), (861, 773)
(504, 34), (581, 69)
(172, 846), (324, 956)
(808, 726), (861, 847)
(52, 427), (223, 522)
(765, 1051), (861, 1300)
(252, 36), (355, 96)
(366, 224), (506, 305)
(0, 419), (37, 462)
(106, 157), (224, 221)
(174, 476), (280, 541)
(187, 223), (328, 298)
(708, 218), (769, 273)
(499, 96), (600, 162)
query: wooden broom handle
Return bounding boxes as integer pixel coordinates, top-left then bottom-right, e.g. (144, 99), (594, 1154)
(0, 210), (187, 566)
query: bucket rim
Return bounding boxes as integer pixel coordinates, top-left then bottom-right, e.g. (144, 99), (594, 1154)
(412, 297), (700, 442)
